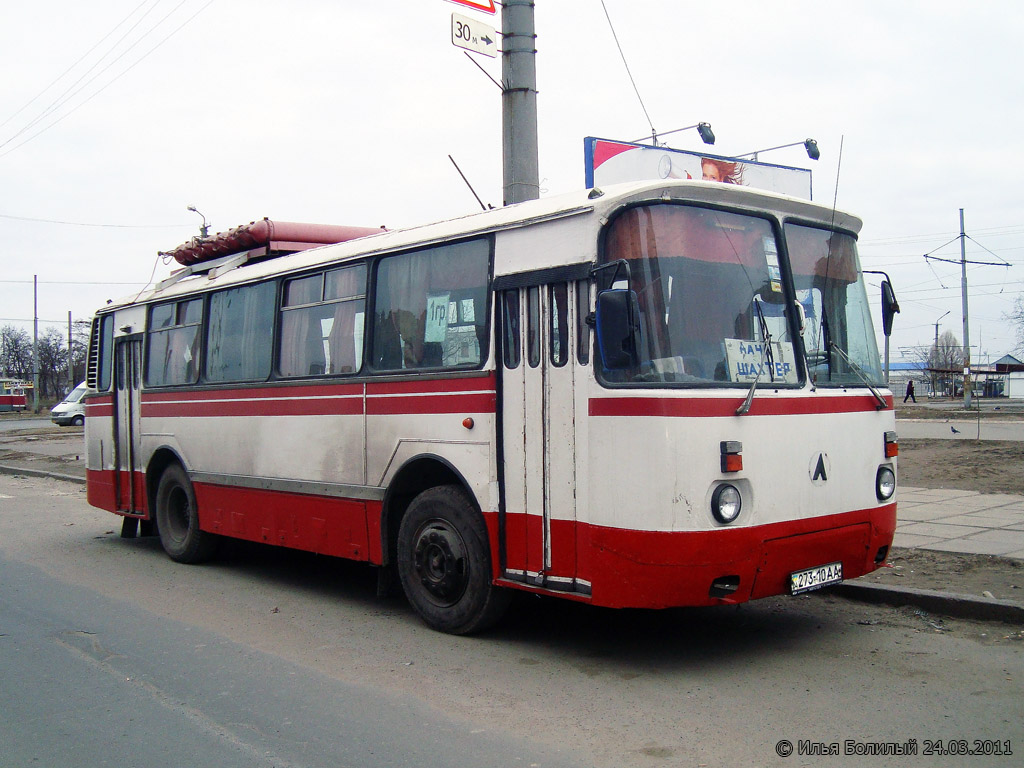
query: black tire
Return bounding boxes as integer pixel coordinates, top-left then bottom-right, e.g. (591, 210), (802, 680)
(71, 415), (84, 427)
(155, 463), (218, 563)
(397, 485), (510, 635)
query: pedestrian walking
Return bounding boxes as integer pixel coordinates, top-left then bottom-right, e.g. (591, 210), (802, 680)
(904, 379), (916, 403)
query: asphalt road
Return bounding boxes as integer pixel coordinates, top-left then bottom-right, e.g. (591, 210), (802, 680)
(0, 416), (52, 433)
(2, 473), (1023, 767)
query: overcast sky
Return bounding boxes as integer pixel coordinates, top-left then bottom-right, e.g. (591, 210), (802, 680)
(2, 0), (1022, 368)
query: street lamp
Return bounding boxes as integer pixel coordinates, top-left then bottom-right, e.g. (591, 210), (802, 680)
(738, 138), (820, 162)
(187, 205), (210, 238)
(632, 122), (715, 147)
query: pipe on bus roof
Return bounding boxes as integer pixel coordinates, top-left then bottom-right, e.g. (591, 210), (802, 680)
(166, 218), (384, 266)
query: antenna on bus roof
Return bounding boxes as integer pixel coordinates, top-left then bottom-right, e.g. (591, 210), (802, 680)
(449, 155), (492, 211)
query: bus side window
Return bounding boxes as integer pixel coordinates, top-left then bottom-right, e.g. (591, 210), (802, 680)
(526, 286), (540, 368)
(371, 239), (489, 372)
(145, 298), (203, 387)
(279, 265), (366, 377)
(206, 282), (275, 383)
(576, 280), (591, 365)
(549, 283), (568, 367)
(502, 289), (520, 369)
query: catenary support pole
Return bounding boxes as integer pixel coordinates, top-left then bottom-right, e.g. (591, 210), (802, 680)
(960, 208), (971, 409)
(67, 311), (73, 393)
(33, 275), (39, 412)
(501, 0), (539, 205)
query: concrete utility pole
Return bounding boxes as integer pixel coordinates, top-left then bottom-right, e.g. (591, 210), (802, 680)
(67, 311), (73, 392)
(960, 208), (972, 409)
(933, 310), (949, 396)
(501, 0), (539, 205)
(32, 275), (39, 412)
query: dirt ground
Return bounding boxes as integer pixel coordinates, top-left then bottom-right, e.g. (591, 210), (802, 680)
(897, 438), (1024, 495)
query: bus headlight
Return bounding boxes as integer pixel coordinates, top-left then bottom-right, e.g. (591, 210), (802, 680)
(876, 466), (896, 501)
(711, 484), (742, 524)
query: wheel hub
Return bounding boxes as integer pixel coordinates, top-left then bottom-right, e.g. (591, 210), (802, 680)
(413, 523), (468, 604)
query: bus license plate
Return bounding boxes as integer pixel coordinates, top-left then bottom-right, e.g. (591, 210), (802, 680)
(790, 562), (843, 594)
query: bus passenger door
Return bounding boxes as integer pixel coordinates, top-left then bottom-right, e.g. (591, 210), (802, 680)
(499, 281), (579, 592)
(113, 337), (143, 513)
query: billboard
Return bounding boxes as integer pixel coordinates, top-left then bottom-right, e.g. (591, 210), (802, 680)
(584, 137), (813, 200)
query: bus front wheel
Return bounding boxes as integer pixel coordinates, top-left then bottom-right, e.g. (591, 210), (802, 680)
(397, 485), (509, 635)
(155, 463), (218, 564)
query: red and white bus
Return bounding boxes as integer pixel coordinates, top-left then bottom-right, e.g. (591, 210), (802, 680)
(85, 181), (899, 634)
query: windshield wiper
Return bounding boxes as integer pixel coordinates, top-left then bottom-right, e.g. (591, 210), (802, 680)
(828, 343), (888, 410)
(736, 302), (773, 416)
(755, 301), (775, 382)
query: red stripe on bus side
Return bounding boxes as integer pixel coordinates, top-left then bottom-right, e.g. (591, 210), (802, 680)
(193, 481), (381, 564)
(86, 469), (118, 512)
(366, 392), (496, 415)
(141, 397), (364, 418)
(84, 394), (114, 417)
(366, 373), (496, 396)
(142, 383), (363, 403)
(589, 393), (893, 418)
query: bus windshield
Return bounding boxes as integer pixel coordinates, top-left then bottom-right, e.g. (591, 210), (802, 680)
(601, 204), (801, 387)
(599, 203), (883, 389)
(784, 223), (883, 388)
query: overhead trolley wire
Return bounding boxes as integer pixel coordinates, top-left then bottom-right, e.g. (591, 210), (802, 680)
(0, 0), (217, 159)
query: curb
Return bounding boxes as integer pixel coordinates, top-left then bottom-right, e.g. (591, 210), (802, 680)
(0, 464), (85, 486)
(828, 581), (1024, 625)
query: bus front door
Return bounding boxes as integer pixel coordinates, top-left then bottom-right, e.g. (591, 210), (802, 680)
(499, 281), (580, 594)
(113, 337), (143, 514)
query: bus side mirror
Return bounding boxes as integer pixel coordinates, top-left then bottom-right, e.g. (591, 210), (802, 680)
(881, 280), (899, 337)
(595, 288), (640, 369)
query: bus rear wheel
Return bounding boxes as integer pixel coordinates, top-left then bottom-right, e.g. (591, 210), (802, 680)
(397, 485), (509, 635)
(155, 463), (217, 564)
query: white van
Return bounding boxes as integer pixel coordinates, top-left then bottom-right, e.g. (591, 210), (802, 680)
(51, 382), (88, 426)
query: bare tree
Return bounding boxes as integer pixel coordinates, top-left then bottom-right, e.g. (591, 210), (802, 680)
(0, 325), (33, 380)
(1008, 295), (1024, 353)
(71, 318), (92, 386)
(928, 330), (964, 397)
(931, 330), (964, 370)
(37, 327), (68, 399)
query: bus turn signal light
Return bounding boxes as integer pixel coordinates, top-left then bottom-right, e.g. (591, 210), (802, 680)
(720, 441), (743, 473)
(884, 431), (898, 458)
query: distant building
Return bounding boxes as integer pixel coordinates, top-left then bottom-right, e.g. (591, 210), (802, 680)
(887, 353), (1024, 399)
(996, 355), (1024, 398)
